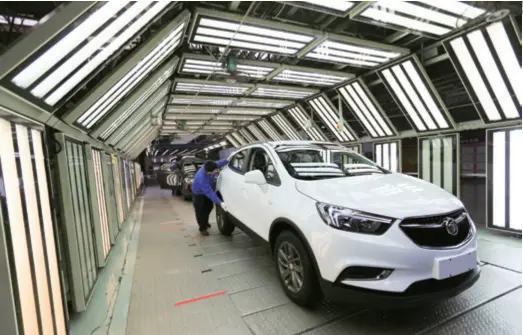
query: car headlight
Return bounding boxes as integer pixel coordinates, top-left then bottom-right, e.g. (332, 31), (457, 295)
(316, 202), (394, 235)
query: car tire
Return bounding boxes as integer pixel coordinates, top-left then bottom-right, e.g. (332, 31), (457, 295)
(274, 230), (321, 308)
(216, 204), (235, 236)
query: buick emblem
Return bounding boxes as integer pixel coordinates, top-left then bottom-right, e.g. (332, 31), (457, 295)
(443, 217), (459, 236)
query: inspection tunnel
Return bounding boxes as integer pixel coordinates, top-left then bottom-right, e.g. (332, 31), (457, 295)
(0, 1), (521, 335)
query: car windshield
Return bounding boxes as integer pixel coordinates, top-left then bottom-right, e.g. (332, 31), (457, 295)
(274, 143), (386, 180)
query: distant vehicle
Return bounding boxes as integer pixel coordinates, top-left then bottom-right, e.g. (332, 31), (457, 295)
(215, 140), (480, 309)
(172, 156), (204, 200)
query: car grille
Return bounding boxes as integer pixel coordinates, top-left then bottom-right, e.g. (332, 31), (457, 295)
(399, 209), (471, 248)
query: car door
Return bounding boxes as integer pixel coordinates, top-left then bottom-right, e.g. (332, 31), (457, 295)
(217, 149), (249, 221)
(241, 147), (283, 239)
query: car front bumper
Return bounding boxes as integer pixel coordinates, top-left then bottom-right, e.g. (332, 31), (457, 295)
(319, 266), (480, 309)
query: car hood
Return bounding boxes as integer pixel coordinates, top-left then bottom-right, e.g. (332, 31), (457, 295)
(295, 173), (463, 219)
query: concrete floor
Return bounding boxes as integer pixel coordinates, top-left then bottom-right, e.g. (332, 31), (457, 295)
(71, 185), (522, 335)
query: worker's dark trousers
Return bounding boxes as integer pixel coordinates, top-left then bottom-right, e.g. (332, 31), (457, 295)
(193, 194), (214, 231)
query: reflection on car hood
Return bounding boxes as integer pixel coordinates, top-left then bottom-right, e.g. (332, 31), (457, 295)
(295, 173), (463, 219)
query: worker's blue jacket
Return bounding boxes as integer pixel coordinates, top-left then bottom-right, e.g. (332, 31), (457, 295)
(192, 159), (228, 204)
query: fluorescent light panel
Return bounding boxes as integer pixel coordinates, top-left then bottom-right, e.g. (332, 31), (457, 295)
(247, 124), (268, 141)
(250, 86), (317, 100)
(181, 58), (276, 78)
(239, 129), (256, 142)
(76, 18), (185, 129)
(232, 132), (247, 145)
(299, 0), (354, 12)
(420, 135), (457, 195)
(192, 14), (315, 55)
(448, 22), (521, 122)
(338, 81), (394, 138)
(374, 141), (399, 172)
(271, 114), (301, 140)
(174, 81), (250, 95)
(225, 134), (241, 147)
(380, 59), (450, 132)
(258, 119), (283, 140)
(235, 98), (293, 108)
(100, 77), (171, 139)
(308, 96), (355, 142)
(272, 68), (351, 86)
(170, 95), (233, 106)
(287, 106), (327, 141)
(0, 15), (38, 26)
(305, 39), (403, 67)
(358, 1), (485, 37)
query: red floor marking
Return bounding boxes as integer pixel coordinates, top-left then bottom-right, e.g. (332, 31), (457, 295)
(174, 291), (227, 307)
(160, 225), (185, 230)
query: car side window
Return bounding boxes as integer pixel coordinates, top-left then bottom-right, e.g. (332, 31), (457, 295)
(248, 149), (280, 186)
(229, 151), (246, 173)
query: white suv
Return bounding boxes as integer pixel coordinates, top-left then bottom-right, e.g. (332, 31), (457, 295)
(215, 141), (480, 308)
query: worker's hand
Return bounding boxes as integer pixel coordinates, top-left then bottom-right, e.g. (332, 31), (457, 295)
(220, 202), (228, 212)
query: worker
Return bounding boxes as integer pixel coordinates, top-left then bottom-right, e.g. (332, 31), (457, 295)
(191, 159), (228, 236)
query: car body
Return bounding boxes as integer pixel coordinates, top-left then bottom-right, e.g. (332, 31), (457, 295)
(172, 156), (204, 200)
(215, 140), (480, 308)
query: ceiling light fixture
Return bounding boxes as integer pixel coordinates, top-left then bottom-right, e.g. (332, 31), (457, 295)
(287, 105), (327, 141)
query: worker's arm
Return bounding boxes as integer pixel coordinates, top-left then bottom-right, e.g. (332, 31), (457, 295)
(216, 159), (229, 169)
(200, 178), (223, 204)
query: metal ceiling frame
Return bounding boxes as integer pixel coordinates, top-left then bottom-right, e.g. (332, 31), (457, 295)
(282, 1), (358, 18)
(172, 77), (254, 95)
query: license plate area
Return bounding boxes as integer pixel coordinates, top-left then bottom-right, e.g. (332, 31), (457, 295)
(433, 251), (477, 280)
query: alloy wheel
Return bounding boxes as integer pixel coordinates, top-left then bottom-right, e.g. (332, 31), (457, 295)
(277, 242), (304, 293)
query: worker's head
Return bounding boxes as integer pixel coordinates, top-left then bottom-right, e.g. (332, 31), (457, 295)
(204, 161), (219, 175)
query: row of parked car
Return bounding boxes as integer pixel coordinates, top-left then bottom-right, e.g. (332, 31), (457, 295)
(157, 155), (204, 201)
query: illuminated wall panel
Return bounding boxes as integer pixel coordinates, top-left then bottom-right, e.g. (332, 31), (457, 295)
(92, 149), (111, 261)
(374, 141), (401, 172)
(487, 127), (521, 232)
(419, 134), (459, 196)
(0, 118), (67, 334)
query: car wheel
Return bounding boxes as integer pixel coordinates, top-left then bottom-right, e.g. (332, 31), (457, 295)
(216, 204), (235, 236)
(274, 230), (321, 308)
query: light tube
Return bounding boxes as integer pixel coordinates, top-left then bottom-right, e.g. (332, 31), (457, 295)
(171, 97), (233, 105)
(251, 87), (315, 99)
(468, 30), (519, 119)
(376, 143), (382, 167)
(45, 1), (173, 106)
(12, 1), (129, 89)
(288, 107), (325, 141)
(492, 131), (505, 227)
(310, 99), (343, 141)
(248, 124), (267, 140)
(194, 35), (297, 55)
(391, 65), (437, 130)
(175, 82), (249, 95)
(376, 1), (467, 28)
(273, 69), (349, 86)
(311, 97), (354, 141)
(417, 0), (485, 20)
(239, 129), (256, 142)
(259, 120), (282, 140)
(300, 0), (354, 11)
(401, 61), (449, 128)
(32, 129), (67, 335)
(340, 85), (378, 137)
(353, 83), (392, 136)
(382, 69), (426, 131)
(232, 132), (247, 145)
(225, 135), (241, 147)
(272, 114), (301, 140)
(487, 22), (522, 106)
(0, 16), (38, 26)
(450, 37), (501, 121)
(235, 100), (291, 108)
(390, 142), (397, 172)
(197, 27), (306, 50)
(32, 1), (151, 98)
(510, 129), (522, 230)
(79, 25), (184, 127)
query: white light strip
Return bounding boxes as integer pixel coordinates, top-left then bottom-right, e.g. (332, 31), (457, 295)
(417, 0), (486, 20)
(339, 81), (393, 138)
(300, 0), (354, 12)
(100, 69), (172, 139)
(272, 114), (301, 140)
(509, 129), (521, 230)
(235, 99), (292, 108)
(248, 124), (268, 141)
(225, 134), (241, 147)
(175, 82), (250, 95)
(259, 120), (282, 140)
(0, 119), (39, 334)
(193, 16), (314, 55)
(182, 58), (275, 78)
(45, 1), (173, 106)
(239, 129), (256, 142)
(32, 1), (153, 99)
(0, 15), (38, 26)
(77, 20), (185, 128)
(251, 87), (316, 99)
(12, 1), (129, 89)
(273, 69), (349, 86)
(32, 129), (67, 335)
(232, 132), (247, 145)
(288, 106), (326, 141)
(306, 40), (401, 67)
(309, 96), (354, 141)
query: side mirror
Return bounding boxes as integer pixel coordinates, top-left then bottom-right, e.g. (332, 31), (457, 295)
(244, 170), (266, 185)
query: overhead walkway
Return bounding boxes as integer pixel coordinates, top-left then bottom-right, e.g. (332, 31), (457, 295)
(73, 186), (521, 335)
